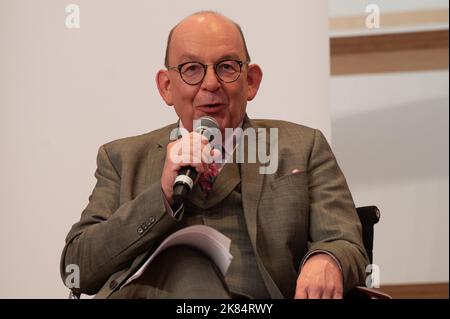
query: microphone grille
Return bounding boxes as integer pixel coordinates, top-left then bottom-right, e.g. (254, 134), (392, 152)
(194, 116), (219, 132)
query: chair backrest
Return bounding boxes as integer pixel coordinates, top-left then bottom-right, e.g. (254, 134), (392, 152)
(345, 206), (391, 299)
(355, 206), (380, 264)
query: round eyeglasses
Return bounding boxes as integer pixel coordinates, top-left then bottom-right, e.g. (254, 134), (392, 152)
(166, 60), (249, 86)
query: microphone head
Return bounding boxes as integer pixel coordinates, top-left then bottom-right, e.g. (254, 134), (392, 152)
(194, 116), (219, 133)
(194, 116), (220, 142)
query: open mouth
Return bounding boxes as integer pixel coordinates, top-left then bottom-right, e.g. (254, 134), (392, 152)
(196, 103), (226, 113)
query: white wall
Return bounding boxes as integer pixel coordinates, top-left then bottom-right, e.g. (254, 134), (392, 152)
(329, 0), (449, 17)
(0, 0), (330, 298)
(331, 71), (449, 284)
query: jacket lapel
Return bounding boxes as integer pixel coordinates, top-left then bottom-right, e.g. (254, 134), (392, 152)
(240, 115), (284, 298)
(240, 115), (263, 247)
(145, 123), (177, 186)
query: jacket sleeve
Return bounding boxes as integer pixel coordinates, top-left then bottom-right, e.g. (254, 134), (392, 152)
(60, 145), (179, 295)
(302, 129), (369, 293)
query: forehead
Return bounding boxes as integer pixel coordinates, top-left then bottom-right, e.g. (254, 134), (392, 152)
(169, 14), (246, 63)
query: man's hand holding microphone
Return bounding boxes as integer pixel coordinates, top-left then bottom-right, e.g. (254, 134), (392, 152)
(161, 116), (221, 206)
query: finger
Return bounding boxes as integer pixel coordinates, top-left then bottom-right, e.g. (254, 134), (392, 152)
(191, 144), (206, 162)
(175, 154), (205, 173)
(189, 144), (209, 170)
(211, 147), (222, 162)
(201, 145), (217, 164)
(190, 156), (205, 172)
(306, 287), (322, 299)
(181, 142), (209, 171)
(175, 140), (204, 164)
(192, 132), (210, 145)
(189, 161), (206, 175)
(173, 133), (203, 157)
(168, 141), (182, 157)
(191, 139), (213, 163)
(332, 289), (343, 299)
(294, 288), (307, 299)
(321, 288), (334, 299)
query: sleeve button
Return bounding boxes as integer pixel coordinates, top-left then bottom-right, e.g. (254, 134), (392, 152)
(109, 280), (118, 289)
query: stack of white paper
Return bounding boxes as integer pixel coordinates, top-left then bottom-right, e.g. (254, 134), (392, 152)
(122, 225), (233, 288)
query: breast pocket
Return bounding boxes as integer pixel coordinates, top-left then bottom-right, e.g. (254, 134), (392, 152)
(264, 171), (310, 247)
(271, 171), (308, 190)
(270, 171), (309, 212)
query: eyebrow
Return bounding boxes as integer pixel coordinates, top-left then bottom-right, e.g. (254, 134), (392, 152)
(177, 53), (243, 64)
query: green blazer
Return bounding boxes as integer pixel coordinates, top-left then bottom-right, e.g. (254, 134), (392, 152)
(60, 115), (368, 298)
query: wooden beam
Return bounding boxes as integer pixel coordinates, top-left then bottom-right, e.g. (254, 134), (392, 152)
(377, 282), (449, 299)
(330, 30), (449, 75)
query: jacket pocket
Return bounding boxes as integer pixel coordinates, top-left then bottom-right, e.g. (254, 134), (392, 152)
(271, 171), (307, 190)
(269, 171), (309, 213)
(262, 171), (309, 254)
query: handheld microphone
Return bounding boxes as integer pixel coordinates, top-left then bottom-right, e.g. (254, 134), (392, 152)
(172, 116), (220, 206)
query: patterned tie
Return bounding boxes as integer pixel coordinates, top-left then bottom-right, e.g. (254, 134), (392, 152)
(198, 162), (219, 195)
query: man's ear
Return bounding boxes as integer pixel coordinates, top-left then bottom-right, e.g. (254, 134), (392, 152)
(246, 64), (263, 101)
(156, 70), (173, 106)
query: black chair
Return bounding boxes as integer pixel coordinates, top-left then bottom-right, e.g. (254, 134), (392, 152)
(345, 206), (391, 299)
(356, 205), (380, 265)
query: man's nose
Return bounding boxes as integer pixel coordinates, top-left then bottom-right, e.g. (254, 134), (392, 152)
(200, 66), (221, 91)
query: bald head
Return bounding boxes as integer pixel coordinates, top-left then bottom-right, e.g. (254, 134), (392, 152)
(156, 11), (263, 136)
(164, 11), (251, 67)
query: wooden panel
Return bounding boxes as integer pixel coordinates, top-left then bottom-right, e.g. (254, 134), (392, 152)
(331, 30), (448, 55)
(378, 283), (449, 299)
(330, 9), (449, 31)
(330, 30), (449, 74)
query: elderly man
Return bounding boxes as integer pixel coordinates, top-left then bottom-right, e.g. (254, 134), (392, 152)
(61, 11), (368, 299)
